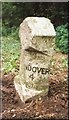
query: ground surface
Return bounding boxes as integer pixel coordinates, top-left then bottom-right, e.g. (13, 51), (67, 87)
(1, 52), (68, 119)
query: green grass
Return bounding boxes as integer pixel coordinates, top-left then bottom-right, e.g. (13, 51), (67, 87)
(61, 57), (68, 69)
(2, 34), (21, 73)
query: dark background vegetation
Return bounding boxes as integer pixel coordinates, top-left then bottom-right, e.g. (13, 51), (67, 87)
(2, 2), (68, 28)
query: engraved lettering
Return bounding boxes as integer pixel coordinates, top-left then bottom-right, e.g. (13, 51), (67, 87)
(46, 69), (49, 73)
(29, 74), (34, 80)
(26, 64), (49, 75)
(41, 68), (46, 74)
(26, 65), (31, 71)
(32, 67), (37, 72)
(38, 68), (42, 74)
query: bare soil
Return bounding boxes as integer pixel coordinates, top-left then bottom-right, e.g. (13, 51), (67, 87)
(1, 52), (68, 120)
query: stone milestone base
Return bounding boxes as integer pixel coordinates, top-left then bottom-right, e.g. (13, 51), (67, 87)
(14, 75), (49, 103)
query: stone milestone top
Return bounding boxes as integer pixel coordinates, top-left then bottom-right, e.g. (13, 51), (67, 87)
(19, 17), (56, 52)
(20, 17), (56, 37)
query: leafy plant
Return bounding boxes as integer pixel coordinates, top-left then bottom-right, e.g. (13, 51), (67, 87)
(55, 24), (68, 54)
(2, 29), (20, 73)
(2, 26), (19, 41)
(62, 57), (68, 68)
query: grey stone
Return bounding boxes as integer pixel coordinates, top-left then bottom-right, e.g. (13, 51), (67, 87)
(14, 17), (56, 103)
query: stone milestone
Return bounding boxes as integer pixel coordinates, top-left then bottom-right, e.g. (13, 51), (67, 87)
(14, 17), (56, 103)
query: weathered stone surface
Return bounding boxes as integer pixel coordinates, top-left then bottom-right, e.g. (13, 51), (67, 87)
(19, 17), (56, 50)
(14, 17), (56, 103)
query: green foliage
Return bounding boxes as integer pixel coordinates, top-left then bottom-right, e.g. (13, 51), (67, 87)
(62, 57), (68, 69)
(2, 2), (34, 27)
(2, 28), (20, 73)
(2, 2), (68, 28)
(2, 26), (19, 40)
(55, 24), (68, 54)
